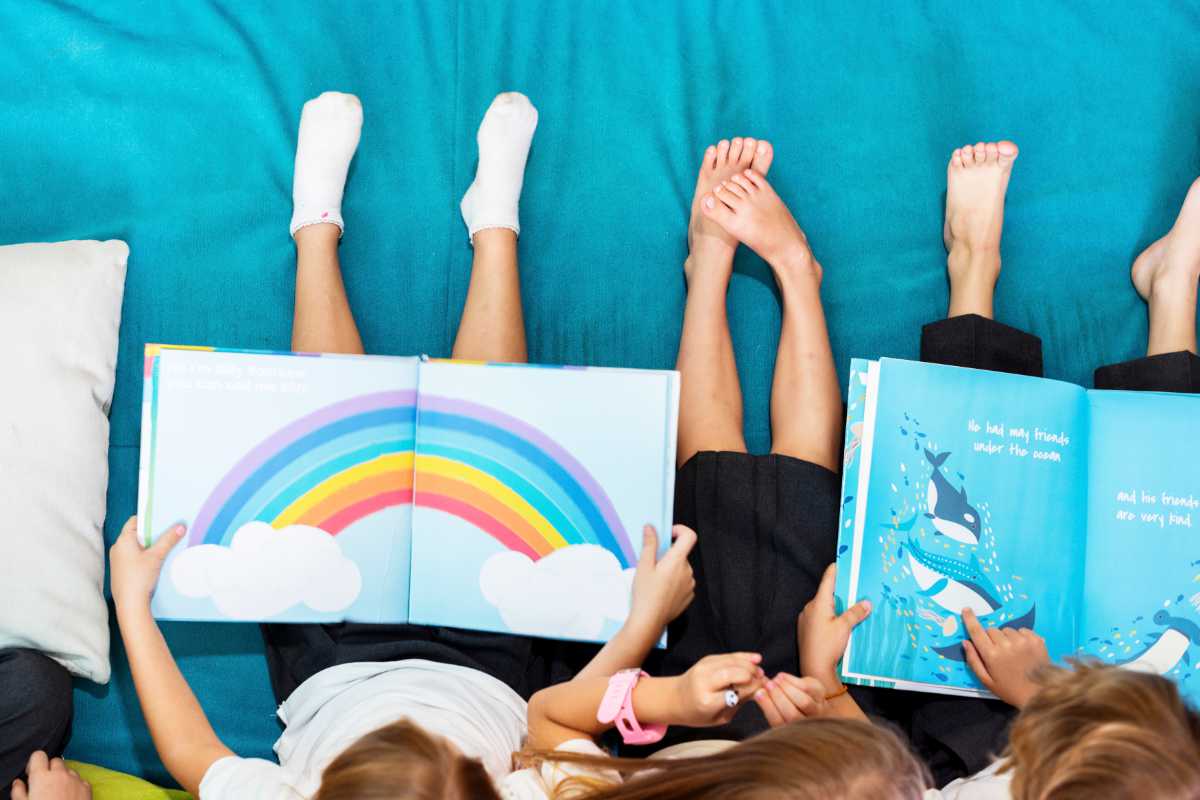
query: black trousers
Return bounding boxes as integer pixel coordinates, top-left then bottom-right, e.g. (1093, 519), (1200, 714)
(877, 313), (1200, 786)
(0, 649), (73, 800)
(261, 620), (599, 707)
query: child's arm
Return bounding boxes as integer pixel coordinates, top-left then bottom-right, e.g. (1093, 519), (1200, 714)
(961, 608), (1049, 708)
(527, 652), (764, 749)
(572, 524), (697, 682)
(787, 563), (872, 722)
(110, 517), (234, 797)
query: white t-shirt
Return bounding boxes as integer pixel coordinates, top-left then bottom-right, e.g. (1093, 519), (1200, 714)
(499, 739), (736, 799)
(200, 659), (527, 799)
(925, 761), (1011, 799)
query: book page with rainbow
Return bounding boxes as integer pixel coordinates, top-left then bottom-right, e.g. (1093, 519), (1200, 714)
(408, 360), (678, 642)
(138, 346), (679, 644)
(139, 345), (419, 623)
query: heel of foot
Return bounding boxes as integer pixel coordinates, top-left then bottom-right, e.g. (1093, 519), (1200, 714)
(460, 182), (519, 243)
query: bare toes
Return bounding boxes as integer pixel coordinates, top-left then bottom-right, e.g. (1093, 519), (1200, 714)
(985, 142), (999, 163)
(751, 140), (773, 174)
(730, 173), (756, 194)
(716, 139), (731, 166)
(997, 140), (1019, 165)
(725, 179), (751, 200)
(737, 137), (757, 168)
(728, 137), (744, 163)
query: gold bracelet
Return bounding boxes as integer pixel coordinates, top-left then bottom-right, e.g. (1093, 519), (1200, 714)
(824, 685), (849, 701)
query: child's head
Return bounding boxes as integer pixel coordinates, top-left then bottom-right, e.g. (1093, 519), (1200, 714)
(314, 719), (500, 800)
(1005, 660), (1200, 800)
(525, 718), (930, 800)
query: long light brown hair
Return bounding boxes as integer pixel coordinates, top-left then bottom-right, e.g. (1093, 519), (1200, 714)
(520, 718), (931, 799)
(313, 719), (501, 800)
(1003, 660), (1200, 800)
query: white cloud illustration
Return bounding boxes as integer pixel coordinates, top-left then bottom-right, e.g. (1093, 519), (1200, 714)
(479, 544), (635, 640)
(170, 521), (362, 619)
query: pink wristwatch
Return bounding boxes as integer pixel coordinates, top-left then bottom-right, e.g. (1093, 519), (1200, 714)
(597, 668), (667, 745)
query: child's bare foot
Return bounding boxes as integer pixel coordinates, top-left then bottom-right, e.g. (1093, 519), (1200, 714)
(943, 140), (1018, 317)
(700, 169), (821, 290)
(685, 137), (774, 282)
(1132, 177), (1200, 303)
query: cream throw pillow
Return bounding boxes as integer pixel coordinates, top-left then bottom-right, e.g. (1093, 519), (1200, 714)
(0, 239), (128, 683)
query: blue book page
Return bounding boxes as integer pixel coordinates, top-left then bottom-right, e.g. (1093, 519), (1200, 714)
(841, 358), (1088, 693)
(1079, 391), (1200, 701)
(140, 347), (418, 623)
(407, 361), (678, 644)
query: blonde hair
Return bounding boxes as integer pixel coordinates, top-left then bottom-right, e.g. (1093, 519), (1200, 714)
(1003, 660), (1200, 800)
(520, 718), (930, 800)
(313, 719), (501, 800)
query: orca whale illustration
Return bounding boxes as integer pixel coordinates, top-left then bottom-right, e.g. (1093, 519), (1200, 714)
(929, 601), (1037, 662)
(923, 450), (981, 545)
(906, 535), (1003, 616)
(1120, 610), (1200, 675)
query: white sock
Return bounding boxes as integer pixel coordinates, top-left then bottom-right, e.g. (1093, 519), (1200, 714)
(290, 92), (363, 238)
(460, 92), (538, 242)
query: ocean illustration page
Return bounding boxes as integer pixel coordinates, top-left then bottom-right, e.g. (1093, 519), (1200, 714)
(836, 358), (1088, 696)
(1079, 390), (1200, 705)
(139, 346), (418, 624)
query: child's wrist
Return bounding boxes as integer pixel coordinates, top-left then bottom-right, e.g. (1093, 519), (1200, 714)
(622, 609), (666, 641)
(113, 592), (153, 619)
(631, 675), (682, 725)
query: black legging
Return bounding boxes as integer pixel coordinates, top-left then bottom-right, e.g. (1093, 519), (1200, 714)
(0, 648), (73, 800)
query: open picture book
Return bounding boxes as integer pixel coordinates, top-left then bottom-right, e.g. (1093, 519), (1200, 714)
(137, 345), (679, 645)
(835, 357), (1200, 702)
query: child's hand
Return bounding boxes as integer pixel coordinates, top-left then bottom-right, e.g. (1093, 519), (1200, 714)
(753, 673), (828, 727)
(961, 608), (1048, 708)
(671, 652), (765, 728)
(797, 564), (871, 691)
(109, 516), (185, 611)
(628, 524), (697, 633)
(11, 752), (92, 800)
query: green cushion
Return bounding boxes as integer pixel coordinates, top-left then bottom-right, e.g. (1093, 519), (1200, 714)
(67, 762), (190, 800)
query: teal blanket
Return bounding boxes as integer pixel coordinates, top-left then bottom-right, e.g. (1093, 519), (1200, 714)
(3, 0), (1198, 783)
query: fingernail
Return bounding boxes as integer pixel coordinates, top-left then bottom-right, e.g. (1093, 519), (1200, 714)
(714, 184), (722, 193)
(757, 143), (766, 153)
(754, 690), (765, 699)
(745, 169), (754, 176)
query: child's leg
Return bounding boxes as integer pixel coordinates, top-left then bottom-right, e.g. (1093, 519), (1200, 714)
(293, 225), (364, 354)
(676, 138), (773, 465)
(288, 92), (365, 355)
(697, 168), (839, 470)
(451, 229), (527, 362)
(1132, 177), (1200, 357)
(452, 93), (539, 363)
(921, 142), (1043, 377)
(943, 141), (1019, 320)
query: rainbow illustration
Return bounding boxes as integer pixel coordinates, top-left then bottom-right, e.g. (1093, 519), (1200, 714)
(185, 390), (636, 568)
